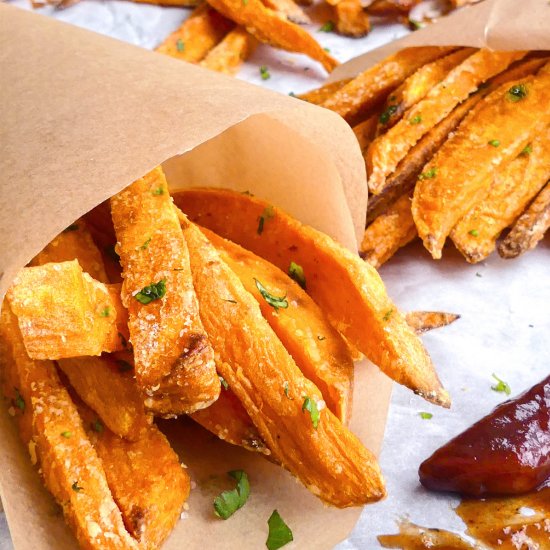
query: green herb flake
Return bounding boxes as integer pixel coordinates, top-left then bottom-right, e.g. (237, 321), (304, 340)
(468, 229), (479, 237)
(254, 279), (288, 310)
(135, 279), (167, 304)
(419, 412), (433, 420)
(520, 144), (532, 156)
(219, 376), (229, 390)
(13, 388), (25, 412)
(257, 205), (275, 235)
(266, 509), (293, 550)
(409, 19), (424, 30)
(488, 139), (500, 147)
(117, 359), (133, 373)
(99, 307), (110, 317)
(288, 92), (296, 97)
(213, 470), (250, 519)
(418, 167), (437, 180)
(72, 481), (83, 493)
(319, 21), (334, 32)
(288, 261), (306, 289)
(302, 396), (320, 429)
(91, 419), (104, 433)
(323, 47), (331, 53)
(61, 431), (72, 438)
(152, 186), (165, 196)
(260, 65), (271, 81)
(317, 335), (326, 341)
(382, 308), (393, 322)
(176, 38), (185, 52)
(506, 83), (528, 102)
(410, 114), (422, 125)
(283, 381), (292, 399)
(379, 104), (398, 125)
(491, 373), (511, 396)
(476, 272), (483, 278)
(140, 237), (151, 250)
(63, 224), (80, 233)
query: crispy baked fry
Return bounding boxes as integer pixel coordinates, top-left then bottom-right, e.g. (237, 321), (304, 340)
(132, 0), (200, 5)
(200, 26), (258, 75)
(262, 0), (310, 24)
(405, 311), (461, 335)
(360, 194), (416, 268)
(206, 0), (338, 72)
(0, 305), (138, 550)
(155, 4), (234, 63)
(451, 126), (550, 263)
(366, 0), (420, 15)
(198, 224), (355, 425)
(375, 48), (476, 135)
(298, 78), (352, 105)
(412, 63), (550, 259)
(332, 0), (371, 38)
(181, 215), (385, 507)
(498, 180), (550, 259)
(367, 50), (527, 194)
(6, 261), (126, 359)
(110, 166), (219, 416)
(174, 188), (449, 407)
(321, 47), (455, 125)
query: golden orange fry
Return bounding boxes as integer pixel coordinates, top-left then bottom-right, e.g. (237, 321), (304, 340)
(262, 0), (310, 24)
(200, 27), (258, 75)
(366, 0), (420, 15)
(298, 78), (352, 105)
(405, 311), (461, 335)
(332, 0), (371, 38)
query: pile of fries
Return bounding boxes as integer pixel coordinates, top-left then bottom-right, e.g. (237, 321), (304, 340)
(300, 48), (550, 266)
(1, 166), (458, 548)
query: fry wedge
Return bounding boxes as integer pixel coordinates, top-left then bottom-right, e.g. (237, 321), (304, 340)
(206, 0), (338, 72)
(451, 126), (550, 263)
(200, 27), (258, 75)
(322, 47), (455, 125)
(298, 78), (352, 106)
(111, 167), (219, 416)
(412, 63), (550, 258)
(0, 305), (138, 550)
(6, 261), (127, 359)
(262, 0), (310, 24)
(332, 0), (371, 38)
(360, 194), (416, 268)
(367, 50), (527, 194)
(498, 180), (550, 259)
(174, 188), (450, 407)
(181, 215), (385, 507)
(155, 4), (234, 63)
(405, 311), (461, 335)
(366, 0), (420, 15)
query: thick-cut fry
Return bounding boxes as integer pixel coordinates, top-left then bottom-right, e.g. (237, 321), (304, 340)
(6, 261), (127, 359)
(360, 194), (416, 268)
(405, 311), (461, 335)
(298, 78), (352, 105)
(206, 0), (338, 72)
(174, 188), (450, 407)
(262, 0), (310, 24)
(200, 27), (258, 75)
(366, 0), (420, 15)
(367, 50), (527, 194)
(111, 167), (219, 416)
(412, 64), (550, 259)
(0, 305), (138, 550)
(181, 215), (385, 507)
(498, 180), (550, 259)
(375, 48), (476, 135)
(451, 126), (550, 263)
(198, 224), (355, 425)
(155, 4), (234, 63)
(332, 0), (371, 38)
(321, 47), (455, 125)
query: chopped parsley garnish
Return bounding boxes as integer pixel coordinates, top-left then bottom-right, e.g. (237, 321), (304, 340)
(213, 470), (250, 519)
(13, 388), (25, 412)
(418, 167), (437, 180)
(254, 279), (288, 310)
(317, 335), (326, 341)
(117, 359), (133, 373)
(476, 272), (483, 278)
(260, 66), (271, 81)
(491, 373), (511, 396)
(219, 376), (229, 390)
(488, 139), (500, 147)
(63, 224), (80, 232)
(140, 237), (151, 250)
(382, 308), (393, 321)
(283, 381), (292, 399)
(152, 186), (165, 196)
(323, 47), (331, 53)
(91, 419), (104, 433)
(99, 307), (110, 317)
(410, 114), (422, 125)
(72, 481), (83, 493)
(176, 39), (185, 52)
(408, 19), (424, 30)
(506, 84), (528, 102)
(288, 92), (296, 97)
(302, 396), (320, 429)
(135, 279), (166, 304)
(468, 229), (479, 237)
(266, 510), (293, 550)
(419, 412), (433, 420)
(288, 262), (306, 289)
(319, 21), (334, 32)
(61, 431), (72, 438)
(379, 105), (398, 125)
(257, 205), (275, 234)
(520, 144), (532, 156)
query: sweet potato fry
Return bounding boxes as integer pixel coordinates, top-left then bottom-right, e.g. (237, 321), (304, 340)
(298, 78), (352, 106)
(405, 311), (460, 335)
(206, 0), (338, 72)
(262, 0), (310, 24)
(111, 167), (219, 416)
(181, 215), (385, 507)
(132, 0), (200, 5)
(6, 261), (126, 360)
(366, 0), (420, 15)
(0, 305), (138, 550)
(375, 48), (476, 135)
(498, 180), (550, 259)
(332, 0), (371, 38)
(174, 188), (449, 407)
(367, 50), (527, 194)
(200, 27), (258, 75)
(155, 4), (234, 63)
(451, 125), (550, 263)
(321, 47), (455, 125)
(412, 63), (550, 259)
(360, 194), (416, 268)
(198, 224), (355, 425)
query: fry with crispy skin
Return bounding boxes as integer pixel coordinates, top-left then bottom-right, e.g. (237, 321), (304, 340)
(298, 78), (352, 105)
(322, 47), (455, 125)
(262, 0), (310, 24)
(201, 27), (258, 75)
(206, 0), (338, 72)
(366, 0), (420, 15)
(367, 50), (527, 194)
(332, 0), (371, 38)
(181, 215), (385, 507)
(451, 126), (550, 263)
(498, 180), (550, 259)
(174, 188), (449, 407)
(412, 63), (550, 259)
(111, 166), (219, 416)
(405, 311), (461, 334)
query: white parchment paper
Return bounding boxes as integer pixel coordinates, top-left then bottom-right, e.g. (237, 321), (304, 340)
(2, 2), (549, 549)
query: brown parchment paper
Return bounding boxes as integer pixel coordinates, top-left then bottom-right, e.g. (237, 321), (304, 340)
(329, 0), (550, 82)
(0, 4), (391, 550)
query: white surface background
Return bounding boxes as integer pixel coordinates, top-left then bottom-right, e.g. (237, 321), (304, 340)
(2, 2), (549, 548)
